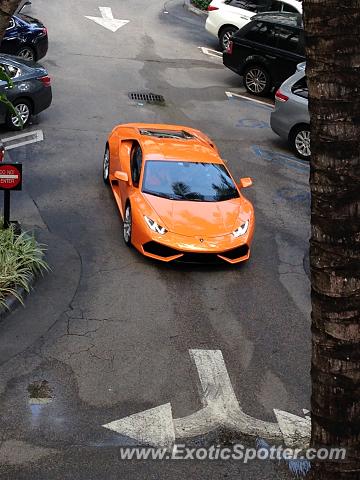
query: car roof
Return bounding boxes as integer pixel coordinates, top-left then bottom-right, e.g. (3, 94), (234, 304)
(252, 12), (303, 28)
(115, 123), (223, 164)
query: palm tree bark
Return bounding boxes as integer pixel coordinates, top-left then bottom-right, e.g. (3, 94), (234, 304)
(0, 0), (22, 41)
(303, 0), (360, 478)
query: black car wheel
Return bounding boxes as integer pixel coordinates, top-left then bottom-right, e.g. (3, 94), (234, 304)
(103, 145), (110, 185)
(123, 204), (132, 247)
(17, 46), (36, 61)
(244, 65), (271, 96)
(219, 26), (237, 51)
(290, 126), (311, 160)
(6, 99), (32, 130)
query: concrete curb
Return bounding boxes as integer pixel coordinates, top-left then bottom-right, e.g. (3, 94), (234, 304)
(184, 0), (208, 17)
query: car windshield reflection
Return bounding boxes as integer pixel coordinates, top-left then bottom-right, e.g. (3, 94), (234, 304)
(142, 160), (239, 202)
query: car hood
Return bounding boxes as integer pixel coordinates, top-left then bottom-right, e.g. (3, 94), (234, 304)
(143, 193), (244, 237)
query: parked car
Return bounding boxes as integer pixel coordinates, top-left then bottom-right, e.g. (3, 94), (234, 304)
(0, 13), (48, 62)
(223, 12), (305, 96)
(270, 69), (310, 159)
(0, 54), (52, 130)
(206, 0), (302, 50)
(103, 123), (255, 264)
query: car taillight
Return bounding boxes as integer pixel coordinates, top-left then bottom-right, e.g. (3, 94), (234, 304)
(0, 144), (4, 162)
(226, 40), (233, 54)
(275, 90), (289, 102)
(42, 27), (48, 35)
(38, 75), (51, 87)
(207, 5), (219, 10)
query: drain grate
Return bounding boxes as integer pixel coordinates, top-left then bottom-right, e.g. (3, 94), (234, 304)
(128, 92), (165, 104)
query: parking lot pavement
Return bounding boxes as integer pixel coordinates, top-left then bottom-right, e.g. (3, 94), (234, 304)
(0, 1), (310, 478)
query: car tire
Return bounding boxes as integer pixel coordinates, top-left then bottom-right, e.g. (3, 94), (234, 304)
(6, 98), (32, 130)
(17, 46), (36, 61)
(243, 65), (271, 96)
(290, 126), (311, 160)
(219, 26), (237, 51)
(103, 145), (110, 185)
(123, 203), (132, 247)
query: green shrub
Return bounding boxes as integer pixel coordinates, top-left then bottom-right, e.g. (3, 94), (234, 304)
(191, 0), (211, 10)
(0, 226), (49, 310)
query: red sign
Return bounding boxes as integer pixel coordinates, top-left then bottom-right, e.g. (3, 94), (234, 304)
(0, 163), (22, 191)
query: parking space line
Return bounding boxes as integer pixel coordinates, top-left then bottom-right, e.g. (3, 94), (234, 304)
(199, 47), (222, 59)
(2, 130), (44, 150)
(226, 91), (274, 109)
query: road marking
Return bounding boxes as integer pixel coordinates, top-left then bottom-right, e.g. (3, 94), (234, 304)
(199, 47), (222, 59)
(85, 7), (129, 32)
(2, 129), (43, 150)
(103, 349), (311, 448)
(226, 91), (273, 109)
(252, 145), (309, 171)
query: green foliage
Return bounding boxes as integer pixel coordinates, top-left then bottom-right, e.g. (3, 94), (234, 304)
(0, 226), (49, 310)
(191, 0), (211, 10)
(0, 65), (23, 126)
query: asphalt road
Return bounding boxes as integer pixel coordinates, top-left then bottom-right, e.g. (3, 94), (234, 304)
(0, 1), (311, 478)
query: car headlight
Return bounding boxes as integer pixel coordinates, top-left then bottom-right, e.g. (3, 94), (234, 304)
(144, 216), (167, 235)
(232, 220), (249, 238)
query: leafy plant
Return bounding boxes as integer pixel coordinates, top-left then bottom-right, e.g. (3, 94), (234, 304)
(0, 226), (49, 310)
(0, 66), (23, 127)
(191, 0), (211, 10)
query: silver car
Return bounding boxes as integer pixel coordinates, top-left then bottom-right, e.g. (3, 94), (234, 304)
(270, 69), (310, 160)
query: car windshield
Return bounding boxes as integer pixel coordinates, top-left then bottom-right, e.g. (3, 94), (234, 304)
(142, 161), (239, 202)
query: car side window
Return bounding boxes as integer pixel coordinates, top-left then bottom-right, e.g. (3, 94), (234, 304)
(225, 0), (259, 12)
(275, 26), (300, 53)
(130, 144), (143, 187)
(244, 21), (277, 47)
(282, 3), (298, 12)
(292, 76), (308, 98)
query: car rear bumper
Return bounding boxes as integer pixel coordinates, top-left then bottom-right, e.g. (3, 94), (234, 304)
(270, 109), (291, 140)
(32, 85), (52, 115)
(223, 52), (242, 75)
(34, 34), (48, 60)
(205, 15), (219, 38)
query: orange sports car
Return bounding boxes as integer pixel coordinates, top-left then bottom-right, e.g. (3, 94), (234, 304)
(103, 123), (254, 264)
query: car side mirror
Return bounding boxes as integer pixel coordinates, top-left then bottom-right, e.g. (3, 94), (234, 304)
(114, 171), (129, 182)
(239, 177), (253, 188)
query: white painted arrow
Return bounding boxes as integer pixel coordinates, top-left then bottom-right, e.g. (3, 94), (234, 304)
(85, 7), (129, 32)
(103, 350), (311, 448)
(225, 91), (273, 108)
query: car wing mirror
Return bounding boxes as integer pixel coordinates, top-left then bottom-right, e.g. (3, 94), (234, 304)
(239, 177), (253, 188)
(114, 171), (129, 182)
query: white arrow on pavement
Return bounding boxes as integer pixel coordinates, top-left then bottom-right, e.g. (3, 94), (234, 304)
(103, 350), (311, 448)
(85, 7), (129, 32)
(198, 46), (223, 59)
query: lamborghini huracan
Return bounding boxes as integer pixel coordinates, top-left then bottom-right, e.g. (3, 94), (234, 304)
(103, 123), (255, 264)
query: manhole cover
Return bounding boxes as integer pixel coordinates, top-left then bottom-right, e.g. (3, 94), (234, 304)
(128, 92), (165, 104)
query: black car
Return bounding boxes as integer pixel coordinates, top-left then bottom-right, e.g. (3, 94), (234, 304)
(0, 13), (48, 62)
(0, 54), (52, 130)
(223, 13), (305, 96)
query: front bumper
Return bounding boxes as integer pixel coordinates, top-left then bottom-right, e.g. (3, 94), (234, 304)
(133, 227), (253, 265)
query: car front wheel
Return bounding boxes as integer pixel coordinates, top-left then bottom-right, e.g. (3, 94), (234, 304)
(243, 65), (271, 96)
(123, 204), (132, 247)
(291, 126), (311, 160)
(6, 99), (32, 130)
(103, 145), (110, 184)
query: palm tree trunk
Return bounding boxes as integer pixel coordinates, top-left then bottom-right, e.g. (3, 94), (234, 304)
(0, 0), (22, 41)
(303, 0), (360, 478)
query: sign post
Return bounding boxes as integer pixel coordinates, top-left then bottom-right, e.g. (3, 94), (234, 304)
(0, 163), (22, 229)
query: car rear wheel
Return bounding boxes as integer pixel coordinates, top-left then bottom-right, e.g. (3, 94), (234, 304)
(219, 26), (237, 51)
(17, 46), (36, 61)
(291, 126), (311, 160)
(123, 204), (132, 247)
(103, 145), (110, 184)
(6, 99), (32, 130)
(244, 65), (271, 96)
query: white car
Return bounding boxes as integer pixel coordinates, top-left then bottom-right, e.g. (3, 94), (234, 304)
(206, 0), (303, 50)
